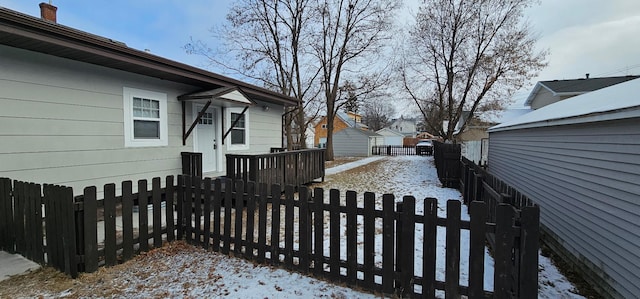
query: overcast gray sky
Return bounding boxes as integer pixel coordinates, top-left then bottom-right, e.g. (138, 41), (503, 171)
(2, 0), (639, 107)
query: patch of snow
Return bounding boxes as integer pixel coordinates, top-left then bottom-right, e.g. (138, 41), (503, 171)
(325, 156), (385, 175)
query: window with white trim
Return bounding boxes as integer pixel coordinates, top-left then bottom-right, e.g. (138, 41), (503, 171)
(230, 112), (246, 144)
(226, 107), (249, 150)
(123, 87), (168, 147)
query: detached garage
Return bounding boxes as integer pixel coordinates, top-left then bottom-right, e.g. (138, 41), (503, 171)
(333, 128), (383, 157)
(487, 78), (640, 299)
(375, 128), (404, 146)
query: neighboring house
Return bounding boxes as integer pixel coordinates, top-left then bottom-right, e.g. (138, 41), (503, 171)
(313, 111), (367, 147)
(388, 116), (417, 137)
(525, 74), (639, 110)
(456, 108), (532, 142)
(375, 128), (404, 146)
(487, 78), (640, 299)
(0, 4), (298, 194)
(333, 128), (383, 157)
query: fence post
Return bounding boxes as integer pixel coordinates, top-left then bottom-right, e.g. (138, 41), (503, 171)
(518, 205), (540, 299)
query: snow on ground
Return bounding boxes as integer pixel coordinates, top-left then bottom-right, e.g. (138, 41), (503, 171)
(0, 155), (585, 298)
(314, 155), (585, 298)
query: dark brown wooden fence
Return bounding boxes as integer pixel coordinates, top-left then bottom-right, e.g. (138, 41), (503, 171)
(459, 157), (540, 297)
(226, 148), (325, 189)
(371, 145), (418, 156)
(1, 175), (539, 298)
(0, 177), (175, 278)
(176, 176), (539, 298)
(433, 141), (462, 188)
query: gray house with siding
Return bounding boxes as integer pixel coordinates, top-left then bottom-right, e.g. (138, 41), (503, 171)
(0, 4), (298, 194)
(488, 78), (640, 298)
(333, 128), (383, 157)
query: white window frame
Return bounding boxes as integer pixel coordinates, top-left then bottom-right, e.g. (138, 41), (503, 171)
(226, 107), (250, 151)
(123, 87), (168, 147)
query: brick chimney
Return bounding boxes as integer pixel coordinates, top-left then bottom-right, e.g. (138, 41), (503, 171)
(39, 2), (57, 23)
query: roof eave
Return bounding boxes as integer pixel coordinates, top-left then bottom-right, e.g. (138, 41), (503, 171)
(0, 7), (299, 107)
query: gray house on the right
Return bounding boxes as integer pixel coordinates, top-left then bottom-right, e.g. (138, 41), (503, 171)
(488, 78), (640, 298)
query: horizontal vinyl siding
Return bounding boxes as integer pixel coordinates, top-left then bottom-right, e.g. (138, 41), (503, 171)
(488, 118), (640, 298)
(333, 130), (369, 157)
(221, 101), (283, 156)
(0, 45), (197, 194)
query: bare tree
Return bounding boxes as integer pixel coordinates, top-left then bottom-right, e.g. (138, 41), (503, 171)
(314, 0), (400, 160)
(401, 0), (547, 141)
(185, 0), (320, 149)
(361, 99), (395, 131)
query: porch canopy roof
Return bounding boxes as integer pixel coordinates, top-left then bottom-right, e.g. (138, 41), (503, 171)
(178, 86), (256, 145)
(178, 86), (256, 107)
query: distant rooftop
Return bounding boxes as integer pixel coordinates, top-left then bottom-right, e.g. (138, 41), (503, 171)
(525, 75), (640, 105)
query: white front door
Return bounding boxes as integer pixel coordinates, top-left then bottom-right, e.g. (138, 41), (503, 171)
(194, 105), (217, 173)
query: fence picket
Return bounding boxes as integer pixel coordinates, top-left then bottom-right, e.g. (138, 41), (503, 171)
(382, 194), (395, 295)
(445, 200), (461, 298)
(14, 181), (25, 254)
(270, 184), (281, 264)
(212, 179), (222, 251)
(401, 196), (416, 298)
(519, 206), (540, 299)
(0, 178), (12, 252)
(103, 184), (117, 266)
(222, 178), (232, 255)
(138, 180), (149, 251)
(423, 197), (437, 298)
(245, 182), (256, 260)
(43, 185), (56, 268)
(257, 183), (268, 263)
(184, 176), (193, 244)
(83, 186), (98, 272)
(165, 176), (175, 242)
(122, 181), (134, 261)
(152, 177), (162, 248)
(363, 192), (375, 289)
(234, 180), (245, 255)
(176, 176), (184, 240)
(284, 185), (295, 268)
(329, 189), (340, 280)
(23, 183), (33, 260)
(494, 204), (516, 297)
(298, 186), (309, 273)
(60, 186), (78, 278)
(203, 178), (212, 250)
(469, 201), (488, 298)
(313, 187), (324, 277)
(346, 190), (357, 285)
(193, 176), (202, 245)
